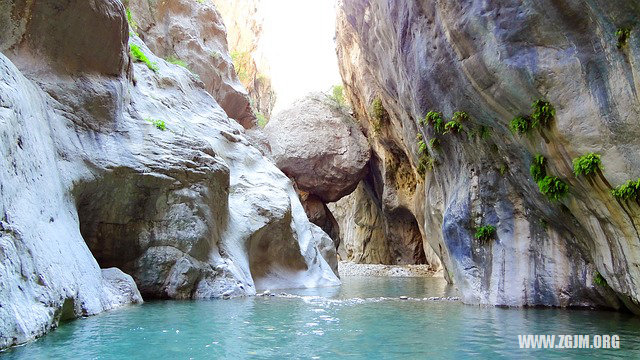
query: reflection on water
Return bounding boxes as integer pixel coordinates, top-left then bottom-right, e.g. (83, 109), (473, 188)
(3, 277), (639, 359)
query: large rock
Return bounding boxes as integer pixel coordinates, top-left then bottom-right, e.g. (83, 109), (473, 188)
(265, 93), (371, 202)
(126, 0), (256, 128)
(336, 0), (639, 310)
(0, 0), (338, 349)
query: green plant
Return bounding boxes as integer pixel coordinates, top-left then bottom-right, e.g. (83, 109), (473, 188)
(452, 111), (470, 123)
(425, 111), (445, 134)
(196, 0), (207, 4)
(417, 154), (435, 177)
(165, 56), (188, 69)
(330, 85), (346, 107)
(510, 116), (531, 135)
(593, 271), (608, 287)
(616, 28), (631, 49)
(230, 50), (251, 84)
(256, 112), (268, 128)
(572, 153), (602, 177)
(498, 164), (508, 176)
(126, 9), (138, 35)
(130, 44), (158, 72)
(444, 121), (463, 134)
(146, 118), (166, 131)
(611, 178), (640, 201)
(530, 100), (555, 128)
(417, 139), (427, 155)
(429, 138), (440, 150)
(474, 225), (496, 242)
(371, 98), (388, 122)
(538, 175), (569, 201)
(477, 125), (491, 140)
(530, 154), (547, 182)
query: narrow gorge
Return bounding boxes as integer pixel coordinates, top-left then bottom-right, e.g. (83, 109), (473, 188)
(1, 0), (639, 358)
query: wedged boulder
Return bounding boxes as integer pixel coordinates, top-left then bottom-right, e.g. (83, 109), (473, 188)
(127, 0), (255, 128)
(265, 93), (371, 202)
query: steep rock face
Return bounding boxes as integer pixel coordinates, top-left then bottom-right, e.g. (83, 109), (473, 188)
(264, 93), (371, 203)
(0, 0), (338, 349)
(328, 182), (392, 264)
(126, 0), (256, 128)
(212, 0), (277, 120)
(337, 0), (640, 310)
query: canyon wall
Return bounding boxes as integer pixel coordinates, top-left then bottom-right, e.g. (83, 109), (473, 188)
(0, 0), (338, 349)
(212, 0), (277, 122)
(337, 0), (640, 311)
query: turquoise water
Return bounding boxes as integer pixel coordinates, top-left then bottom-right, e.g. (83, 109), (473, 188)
(3, 277), (640, 359)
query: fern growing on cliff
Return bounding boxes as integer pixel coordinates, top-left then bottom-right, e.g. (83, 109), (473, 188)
(573, 153), (603, 177)
(452, 111), (470, 123)
(417, 154), (435, 177)
(538, 175), (569, 201)
(530, 154), (547, 182)
(611, 179), (640, 201)
(429, 138), (440, 150)
(425, 111), (445, 134)
(130, 44), (159, 72)
(474, 225), (496, 242)
(371, 98), (389, 133)
(616, 28), (631, 49)
(530, 100), (555, 128)
(510, 116), (531, 135)
(444, 121), (463, 134)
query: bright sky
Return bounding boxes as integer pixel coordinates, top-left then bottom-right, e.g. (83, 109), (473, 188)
(260, 0), (342, 115)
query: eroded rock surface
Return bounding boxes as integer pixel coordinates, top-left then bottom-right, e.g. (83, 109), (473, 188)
(126, 0), (256, 128)
(336, 0), (640, 310)
(0, 0), (338, 349)
(265, 93), (371, 203)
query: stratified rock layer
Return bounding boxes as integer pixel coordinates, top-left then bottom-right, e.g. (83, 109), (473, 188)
(0, 0), (338, 349)
(337, 0), (639, 310)
(265, 93), (371, 203)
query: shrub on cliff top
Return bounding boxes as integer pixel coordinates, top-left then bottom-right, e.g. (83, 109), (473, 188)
(611, 179), (640, 201)
(538, 175), (569, 201)
(616, 28), (631, 49)
(474, 225), (496, 242)
(530, 154), (547, 182)
(573, 153), (602, 177)
(130, 44), (158, 72)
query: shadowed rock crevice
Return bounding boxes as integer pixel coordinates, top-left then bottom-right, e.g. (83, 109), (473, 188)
(74, 163), (229, 299)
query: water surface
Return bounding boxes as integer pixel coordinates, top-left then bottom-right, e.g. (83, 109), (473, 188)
(4, 277), (639, 359)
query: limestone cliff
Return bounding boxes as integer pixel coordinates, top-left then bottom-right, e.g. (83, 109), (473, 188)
(0, 0), (338, 349)
(336, 0), (640, 311)
(212, 0), (277, 122)
(126, 0), (256, 128)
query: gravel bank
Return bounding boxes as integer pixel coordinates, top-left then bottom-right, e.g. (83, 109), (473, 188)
(338, 262), (442, 278)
